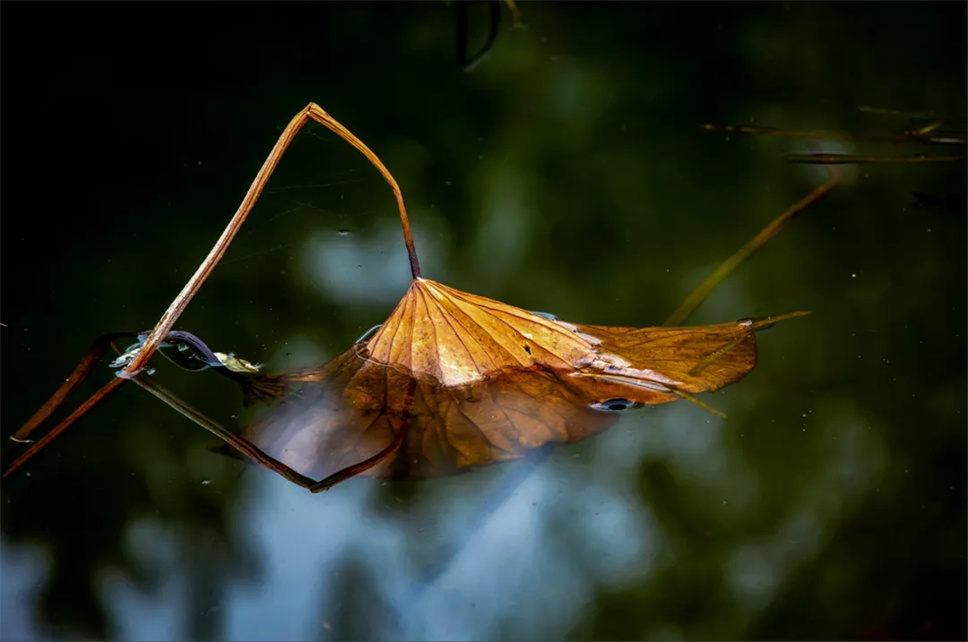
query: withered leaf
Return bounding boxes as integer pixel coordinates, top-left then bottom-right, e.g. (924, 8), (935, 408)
(233, 278), (801, 481)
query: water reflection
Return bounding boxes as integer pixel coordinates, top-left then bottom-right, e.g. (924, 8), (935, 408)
(2, 1), (965, 640)
(140, 422), (658, 640)
(0, 395), (893, 640)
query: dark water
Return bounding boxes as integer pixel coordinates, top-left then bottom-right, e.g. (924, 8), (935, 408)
(2, 3), (965, 640)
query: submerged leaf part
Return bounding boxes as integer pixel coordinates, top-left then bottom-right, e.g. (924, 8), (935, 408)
(240, 347), (617, 479)
(231, 279), (800, 482)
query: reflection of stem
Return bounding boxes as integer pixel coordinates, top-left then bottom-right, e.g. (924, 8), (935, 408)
(663, 169), (842, 327)
(857, 105), (936, 119)
(310, 377), (417, 493)
(130, 369), (410, 493)
(700, 123), (967, 146)
(130, 374), (320, 489)
(311, 430), (406, 492)
(786, 152), (966, 164)
(132, 375), (406, 493)
(670, 389), (726, 419)
(1, 332), (142, 480)
(2, 378), (127, 481)
(9, 333), (134, 443)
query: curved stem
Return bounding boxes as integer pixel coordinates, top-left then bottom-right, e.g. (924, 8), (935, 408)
(303, 105), (421, 279)
(664, 168), (842, 327)
(122, 103), (419, 381)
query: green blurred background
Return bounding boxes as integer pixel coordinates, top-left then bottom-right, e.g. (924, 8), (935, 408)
(2, 2), (965, 640)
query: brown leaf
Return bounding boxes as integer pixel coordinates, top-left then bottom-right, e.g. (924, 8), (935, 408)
(239, 348), (616, 480)
(235, 278), (802, 481)
(365, 278), (599, 386)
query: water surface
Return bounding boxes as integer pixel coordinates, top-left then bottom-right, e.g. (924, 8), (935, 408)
(2, 3), (965, 640)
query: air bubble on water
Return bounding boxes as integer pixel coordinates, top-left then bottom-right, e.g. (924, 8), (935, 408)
(590, 398), (642, 412)
(337, 229), (351, 236)
(529, 310), (560, 321)
(356, 324), (383, 343)
(201, 479), (212, 486)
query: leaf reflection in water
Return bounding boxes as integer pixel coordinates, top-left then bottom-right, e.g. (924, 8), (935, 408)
(215, 306), (802, 485)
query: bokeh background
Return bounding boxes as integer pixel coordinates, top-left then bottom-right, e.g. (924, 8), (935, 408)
(2, 2), (965, 640)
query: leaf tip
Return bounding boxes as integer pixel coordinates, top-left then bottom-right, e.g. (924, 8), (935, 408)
(744, 310), (812, 332)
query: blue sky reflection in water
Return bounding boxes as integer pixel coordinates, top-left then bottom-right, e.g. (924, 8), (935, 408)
(1, 2), (965, 640)
(4, 400), (890, 640)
